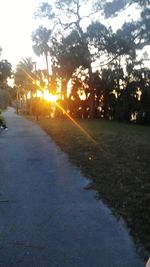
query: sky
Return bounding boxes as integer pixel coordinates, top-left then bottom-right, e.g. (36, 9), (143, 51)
(0, 0), (42, 69)
(0, 0), (149, 71)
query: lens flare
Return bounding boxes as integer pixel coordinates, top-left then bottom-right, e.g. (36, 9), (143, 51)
(21, 67), (98, 146)
(55, 102), (97, 146)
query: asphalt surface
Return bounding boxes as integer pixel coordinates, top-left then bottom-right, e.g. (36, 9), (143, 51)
(0, 107), (144, 267)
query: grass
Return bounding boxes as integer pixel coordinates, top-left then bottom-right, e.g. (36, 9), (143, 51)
(30, 116), (150, 256)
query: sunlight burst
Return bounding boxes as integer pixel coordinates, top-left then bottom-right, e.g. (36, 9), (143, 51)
(20, 66), (97, 146)
(43, 90), (57, 103)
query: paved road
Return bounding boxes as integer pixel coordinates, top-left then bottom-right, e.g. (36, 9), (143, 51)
(0, 108), (144, 267)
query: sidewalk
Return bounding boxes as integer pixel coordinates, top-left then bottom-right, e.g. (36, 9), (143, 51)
(0, 107), (144, 267)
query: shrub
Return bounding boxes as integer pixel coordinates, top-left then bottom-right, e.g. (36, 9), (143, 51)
(0, 89), (10, 109)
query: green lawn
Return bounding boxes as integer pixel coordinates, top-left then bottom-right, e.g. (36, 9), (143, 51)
(32, 116), (150, 254)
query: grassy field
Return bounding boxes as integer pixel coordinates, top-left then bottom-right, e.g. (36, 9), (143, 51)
(31, 116), (150, 255)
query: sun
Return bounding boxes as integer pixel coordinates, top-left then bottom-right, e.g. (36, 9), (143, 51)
(43, 90), (57, 103)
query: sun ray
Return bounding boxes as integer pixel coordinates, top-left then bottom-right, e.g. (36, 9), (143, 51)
(21, 67), (98, 146)
(55, 102), (98, 146)
(21, 67), (44, 92)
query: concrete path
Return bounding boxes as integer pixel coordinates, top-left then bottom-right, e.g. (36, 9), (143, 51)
(0, 107), (144, 267)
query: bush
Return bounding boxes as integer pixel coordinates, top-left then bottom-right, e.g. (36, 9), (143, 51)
(0, 89), (10, 109)
(31, 98), (52, 118)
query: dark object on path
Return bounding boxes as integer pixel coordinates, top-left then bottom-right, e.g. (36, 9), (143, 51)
(0, 117), (8, 130)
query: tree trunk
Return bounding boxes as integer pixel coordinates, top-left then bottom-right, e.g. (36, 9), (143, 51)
(61, 79), (68, 100)
(45, 51), (50, 87)
(16, 90), (19, 114)
(29, 91), (33, 115)
(88, 66), (95, 119)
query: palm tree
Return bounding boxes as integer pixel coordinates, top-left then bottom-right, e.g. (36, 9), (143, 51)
(32, 26), (51, 85)
(14, 58), (35, 114)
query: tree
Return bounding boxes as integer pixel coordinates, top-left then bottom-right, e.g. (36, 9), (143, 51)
(0, 60), (12, 84)
(32, 26), (52, 83)
(132, 68), (150, 124)
(34, 0), (144, 115)
(50, 29), (91, 100)
(14, 58), (35, 113)
(33, 0), (150, 122)
(34, 0), (115, 117)
(0, 58), (12, 109)
(99, 0), (149, 18)
(99, 0), (150, 50)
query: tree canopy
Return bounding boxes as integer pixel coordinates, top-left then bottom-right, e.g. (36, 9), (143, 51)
(13, 0), (148, 123)
(0, 49), (12, 109)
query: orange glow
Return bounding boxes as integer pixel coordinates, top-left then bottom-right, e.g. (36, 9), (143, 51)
(67, 80), (71, 97)
(27, 91), (31, 99)
(21, 67), (97, 146)
(43, 90), (57, 103)
(36, 90), (43, 98)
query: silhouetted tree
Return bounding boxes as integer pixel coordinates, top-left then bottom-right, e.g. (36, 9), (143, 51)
(32, 0), (150, 123)
(32, 26), (52, 83)
(14, 58), (35, 113)
(0, 60), (12, 84)
(34, 0), (115, 118)
(0, 57), (12, 109)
